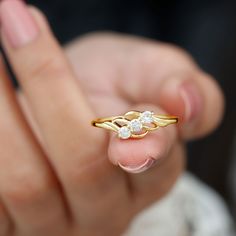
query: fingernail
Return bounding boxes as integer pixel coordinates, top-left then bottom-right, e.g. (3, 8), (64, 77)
(0, 0), (39, 48)
(179, 81), (203, 122)
(118, 158), (156, 174)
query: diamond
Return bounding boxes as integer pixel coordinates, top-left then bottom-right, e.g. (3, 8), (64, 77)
(140, 111), (154, 124)
(129, 119), (143, 132)
(118, 126), (131, 139)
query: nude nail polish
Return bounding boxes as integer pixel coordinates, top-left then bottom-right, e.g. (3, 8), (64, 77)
(118, 158), (156, 174)
(0, 0), (39, 48)
(179, 81), (203, 123)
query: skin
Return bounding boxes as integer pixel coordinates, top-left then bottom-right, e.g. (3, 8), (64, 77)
(0, 6), (224, 236)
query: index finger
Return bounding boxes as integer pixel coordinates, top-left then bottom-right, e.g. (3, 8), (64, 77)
(0, 1), (102, 156)
(0, 0), (108, 223)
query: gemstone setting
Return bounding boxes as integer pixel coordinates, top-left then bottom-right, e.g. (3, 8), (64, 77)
(129, 119), (143, 132)
(118, 126), (131, 139)
(140, 111), (154, 124)
(118, 111), (155, 139)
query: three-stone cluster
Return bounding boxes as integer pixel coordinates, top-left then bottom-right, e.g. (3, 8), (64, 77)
(118, 111), (154, 139)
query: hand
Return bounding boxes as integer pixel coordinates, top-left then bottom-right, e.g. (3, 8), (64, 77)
(0, 0), (224, 236)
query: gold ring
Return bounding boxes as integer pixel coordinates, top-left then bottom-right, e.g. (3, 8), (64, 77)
(91, 110), (178, 139)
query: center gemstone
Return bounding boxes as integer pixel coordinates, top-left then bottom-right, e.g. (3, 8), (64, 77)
(129, 119), (143, 132)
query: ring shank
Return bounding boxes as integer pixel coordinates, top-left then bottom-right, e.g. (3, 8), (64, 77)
(91, 116), (124, 126)
(92, 114), (178, 127)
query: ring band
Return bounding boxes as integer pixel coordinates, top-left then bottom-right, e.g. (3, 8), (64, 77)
(91, 110), (178, 139)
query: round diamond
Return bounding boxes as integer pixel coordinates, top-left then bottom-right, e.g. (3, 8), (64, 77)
(129, 119), (143, 132)
(140, 111), (154, 124)
(118, 126), (131, 139)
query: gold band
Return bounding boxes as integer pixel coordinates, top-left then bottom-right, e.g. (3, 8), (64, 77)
(91, 110), (178, 139)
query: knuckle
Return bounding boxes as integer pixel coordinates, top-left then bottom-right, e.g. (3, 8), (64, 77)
(63, 155), (117, 195)
(157, 43), (194, 62)
(141, 42), (196, 70)
(2, 174), (53, 208)
(26, 56), (69, 85)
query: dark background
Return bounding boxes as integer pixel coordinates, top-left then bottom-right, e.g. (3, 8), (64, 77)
(26, 0), (236, 216)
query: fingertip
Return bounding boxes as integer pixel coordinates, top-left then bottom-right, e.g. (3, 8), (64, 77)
(189, 72), (225, 137)
(158, 72), (225, 140)
(108, 125), (176, 173)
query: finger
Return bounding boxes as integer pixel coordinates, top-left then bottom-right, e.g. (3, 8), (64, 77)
(0, 1), (98, 145)
(0, 56), (68, 234)
(66, 33), (224, 140)
(115, 37), (224, 140)
(108, 104), (177, 173)
(0, 0), (118, 225)
(157, 69), (225, 140)
(16, 75), (134, 232)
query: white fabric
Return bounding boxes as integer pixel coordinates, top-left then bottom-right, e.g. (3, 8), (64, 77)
(124, 173), (235, 236)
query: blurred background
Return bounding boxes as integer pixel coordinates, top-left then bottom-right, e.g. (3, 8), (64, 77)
(26, 0), (236, 226)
